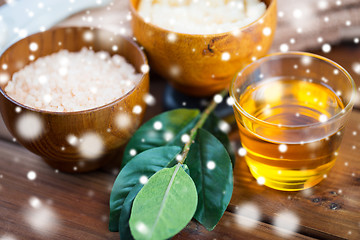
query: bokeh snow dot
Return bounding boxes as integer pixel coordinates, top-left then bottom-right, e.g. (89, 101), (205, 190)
(352, 62), (360, 75)
(167, 33), (177, 42)
(139, 175), (148, 185)
(16, 114), (43, 140)
(140, 64), (150, 74)
(112, 45), (118, 51)
(0, 234), (17, 240)
(133, 105), (142, 114)
(273, 211), (300, 235)
(0, 73), (9, 84)
(83, 31), (94, 42)
(144, 93), (156, 106)
(292, 9), (302, 19)
(164, 131), (174, 141)
(135, 221), (149, 235)
(153, 121), (163, 130)
(226, 97), (234, 106)
(66, 134), (78, 146)
(115, 113), (132, 129)
(278, 144), (288, 153)
(29, 196), (42, 208)
(78, 133), (104, 159)
(27, 171), (37, 181)
(232, 29), (240, 36)
(301, 56), (312, 66)
(214, 94), (223, 103)
(257, 176), (265, 185)
(236, 203), (261, 228)
(280, 43), (289, 52)
(129, 149), (137, 156)
(176, 154), (183, 162)
(318, 0), (329, 10)
(24, 205), (58, 234)
(29, 42), (39, 52)
(207, 161), (216, 170)
(218, 120), (231, 133)
(181, 134), (190, 143)
(18, 29), (28, 38)
(262, 27), (271, 36)
(169, 65), (181, 77)
(221, 52), (230, 61)
(319, 114), (328, 123)
(238, 147), (247, 157)
(322, 44), (331, 53)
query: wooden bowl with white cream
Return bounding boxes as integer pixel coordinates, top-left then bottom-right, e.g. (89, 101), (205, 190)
(130, 0), (277, 96)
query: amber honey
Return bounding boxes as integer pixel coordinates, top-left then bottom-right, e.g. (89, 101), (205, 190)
(235, 77), (345, 191)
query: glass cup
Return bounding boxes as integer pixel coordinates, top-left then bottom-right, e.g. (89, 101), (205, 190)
(230, 52), (356, 191)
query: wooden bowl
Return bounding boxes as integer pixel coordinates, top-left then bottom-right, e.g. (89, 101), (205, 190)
(130, 0), (277, 97)
(0, 27), (149, 173)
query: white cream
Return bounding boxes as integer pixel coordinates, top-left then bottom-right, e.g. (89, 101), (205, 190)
(138, 0), (266, 34)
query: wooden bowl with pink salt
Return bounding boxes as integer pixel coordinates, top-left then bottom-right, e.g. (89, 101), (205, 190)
(0, 27), (149, 173)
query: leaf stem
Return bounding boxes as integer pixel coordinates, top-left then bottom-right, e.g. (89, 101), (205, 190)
(179, 89), (229, 164)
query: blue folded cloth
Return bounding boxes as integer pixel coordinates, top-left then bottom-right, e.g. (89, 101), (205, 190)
(0, 0), (111, 52)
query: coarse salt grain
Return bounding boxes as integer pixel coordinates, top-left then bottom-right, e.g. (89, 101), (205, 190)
(5, 48), (142, 112)
(138, 0), (266, 34)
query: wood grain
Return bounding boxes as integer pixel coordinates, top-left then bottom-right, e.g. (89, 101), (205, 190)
(173, 211), (316, 240)
(0, 97), (359, 239)
(312, 44), (360, 108)
(0, 1), (359, 239)
(0, 133), (314, 240)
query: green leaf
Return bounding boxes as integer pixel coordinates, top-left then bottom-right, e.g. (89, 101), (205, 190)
(122, 109), (200, 167)
(119, 184), (143, 240)
(122, 109), (235, 168)
(202, 113), (235, 166)
(109, 146), (182, 232)
(186, 128), (233, 231)
(129, 164), (198, 240)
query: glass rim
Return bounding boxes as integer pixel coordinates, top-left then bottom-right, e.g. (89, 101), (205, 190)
(230, 51), (356, 129)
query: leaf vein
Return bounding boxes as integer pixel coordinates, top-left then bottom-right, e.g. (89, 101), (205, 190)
(148, 164), (181, 240)
(199, 141), (208, 221)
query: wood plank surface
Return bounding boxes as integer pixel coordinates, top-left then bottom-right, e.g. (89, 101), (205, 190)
(173, 211), (316, 240)
(312, 44), (360, 108)
(0, 47), (359, 239)
(0, 133), (314, 240)
(0, 1), (359, 239)
(0, 110), (359, 240)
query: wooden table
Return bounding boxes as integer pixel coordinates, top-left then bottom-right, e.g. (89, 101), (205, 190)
(0, 41), (359, 240)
